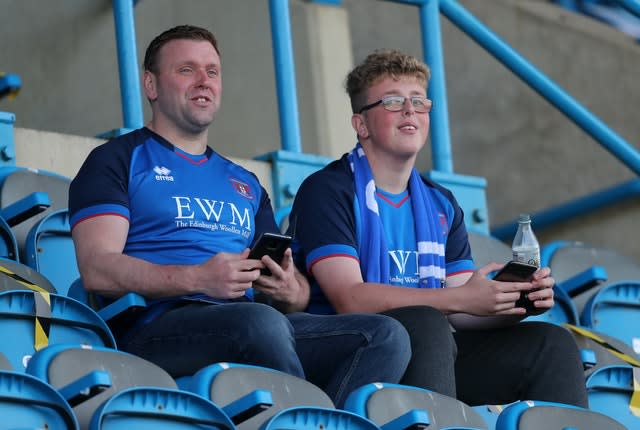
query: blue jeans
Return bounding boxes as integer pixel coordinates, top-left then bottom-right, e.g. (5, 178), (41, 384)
(118, 302), (410, 407)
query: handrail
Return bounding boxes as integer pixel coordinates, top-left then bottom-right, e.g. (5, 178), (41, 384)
(268, 0), (303, 153)
(112, 0), (143, 131)
(439, 0), (640, 175)
(491, 178), (640, 240)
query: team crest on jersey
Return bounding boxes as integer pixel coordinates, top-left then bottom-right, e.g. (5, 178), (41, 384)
(153, 166), (174, 181)
(438, 212), (448, 236)
(230, 178), (254, 200)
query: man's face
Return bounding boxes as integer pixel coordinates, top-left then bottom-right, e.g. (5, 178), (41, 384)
(355, 75), (430, 161)
(145, 39), (222, 135)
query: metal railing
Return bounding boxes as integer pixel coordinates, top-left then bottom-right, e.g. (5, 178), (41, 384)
(108, 0), (640, 236)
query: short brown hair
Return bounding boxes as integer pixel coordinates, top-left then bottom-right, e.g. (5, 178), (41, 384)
(144, 25), (220, 73)
(345, 49), (430, 113)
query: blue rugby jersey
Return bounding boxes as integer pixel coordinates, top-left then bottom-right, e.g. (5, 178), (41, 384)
(69, 127), (279, 303)
(288, 154), (475, 315)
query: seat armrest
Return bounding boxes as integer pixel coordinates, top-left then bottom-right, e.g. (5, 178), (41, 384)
(557, 265), (608, 296)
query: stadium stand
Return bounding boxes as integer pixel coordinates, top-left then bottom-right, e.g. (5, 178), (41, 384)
(2, 0), (640, 428)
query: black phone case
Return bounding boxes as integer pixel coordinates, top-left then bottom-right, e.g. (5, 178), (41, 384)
(248, 233), (292, 275)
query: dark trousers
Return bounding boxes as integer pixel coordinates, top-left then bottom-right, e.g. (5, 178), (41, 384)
(118, 302), (411, 407)
(381, 305), (589, 408)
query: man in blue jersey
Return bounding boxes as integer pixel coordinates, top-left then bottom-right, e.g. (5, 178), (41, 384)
(288, 49), (588, 407)
(69, 25), (411, 407)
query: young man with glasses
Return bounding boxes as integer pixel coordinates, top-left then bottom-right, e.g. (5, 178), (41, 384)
(288, 49), (588, 407)
(69, 27), (411, 408)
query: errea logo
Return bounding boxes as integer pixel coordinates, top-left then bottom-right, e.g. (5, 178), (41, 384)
(154, 166), (174, 182)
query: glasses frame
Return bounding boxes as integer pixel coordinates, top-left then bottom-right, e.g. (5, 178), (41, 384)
(358, 95), (433, 114)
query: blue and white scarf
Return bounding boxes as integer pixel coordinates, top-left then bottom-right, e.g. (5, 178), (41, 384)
(348, 143), (446, 288)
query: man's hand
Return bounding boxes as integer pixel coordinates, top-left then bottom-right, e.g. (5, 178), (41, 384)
(253, 248), (309, 312)
(451, 262), (545, 316)
(196, 249), (262, 299)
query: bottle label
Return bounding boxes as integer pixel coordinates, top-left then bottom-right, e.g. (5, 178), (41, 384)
(512, 250), (540, 267)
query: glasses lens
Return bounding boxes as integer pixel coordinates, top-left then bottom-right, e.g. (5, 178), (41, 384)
(381, 96), (405, 111)
(411, 97), (432, 113)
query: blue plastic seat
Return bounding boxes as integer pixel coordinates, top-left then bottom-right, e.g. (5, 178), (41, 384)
(0, 368), (79, 429)
(344, 382), (487, 430)
(0, 290), (115, 371)
(542, 240), (640, 317)
(27, 343), (236, 430)
(0, 166), (71, 260)
(180, 362), (380, 430)
(24, 208), (79, 295)
(0, 216), (18, 261)
(586, 364), (640, 429)
(495, 399), (626, 429)
(0, 256), (56, 293)
(581, 281), (640, 350)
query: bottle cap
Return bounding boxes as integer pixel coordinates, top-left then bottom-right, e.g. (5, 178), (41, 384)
(518, 213), (531, 223)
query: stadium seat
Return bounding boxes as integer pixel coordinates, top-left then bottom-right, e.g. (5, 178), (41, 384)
(0, 290), (115, 371)
(179, 362), (339, 429)
(0, 351), (10, 370)
(541, 240), (640, 316)
(565, 323), (640, 377)
(26, 344), (236, 430)
(0, 166), (71, 260)
(0, 368), (79, 429)
(581, 281), (640, 351)
(495, 399), (626, 429)
(0, 216), (18, 261)
(344, 382), (487, 430)
(586, 364), (640, 429)
(24, 208), (79, 295)
(0, 256), (56, 293)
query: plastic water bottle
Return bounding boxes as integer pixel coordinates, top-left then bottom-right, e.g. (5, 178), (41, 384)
(512, 214), (540, 268)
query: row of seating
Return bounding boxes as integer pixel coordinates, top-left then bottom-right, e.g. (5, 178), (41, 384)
(0, 167), (635, 428)
(0, 340), (628, 429)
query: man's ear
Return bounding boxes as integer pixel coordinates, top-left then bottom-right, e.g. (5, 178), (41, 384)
(351, 114), (369, 139)
(143, 70), (158, 102)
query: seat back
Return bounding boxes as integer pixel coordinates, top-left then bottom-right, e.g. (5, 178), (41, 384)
(495, 399), (626, 430)
(180, 362), (334, 429)
(0, 369), (79, 429)
(467, 231), (512, 267)
(0, 256), (56, 293)
(344, 383), (487, 430)
(0, 290), (115, 371)
(0, 215), (18, 261)
(565, 324), (640, 377)
(581, 281), (640, 350)
(263, 406), (381, 430)
(24, 208), (79, 295)
(91, 387), (236, 430)
(586, 365), (640, 430)
(542, 240), (640, 315)
(0, 167), (71, 257)
(27, 344), (182, 430)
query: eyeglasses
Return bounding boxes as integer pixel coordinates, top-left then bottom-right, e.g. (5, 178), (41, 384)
(358, 95), (433, 114)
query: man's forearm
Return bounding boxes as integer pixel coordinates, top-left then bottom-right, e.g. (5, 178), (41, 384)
(79, 252), (195, 299)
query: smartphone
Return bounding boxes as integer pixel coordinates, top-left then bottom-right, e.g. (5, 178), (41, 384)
(493, 261), (539, 313)
(248, 232), (292, 275)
